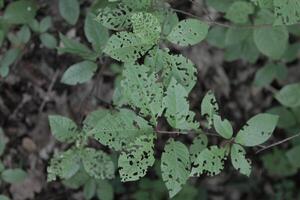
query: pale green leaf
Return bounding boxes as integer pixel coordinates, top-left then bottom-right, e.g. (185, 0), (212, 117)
(4, 0), (37, 24)
(274, 0), (300, 25)
(59, 0), (80, 25)
(213, 115), (233, 139)
(0, 48), (21, 78)
(1, 169), (27, 184)
(123, 0), (152, 10)
(47, 149), (81, 181)
(161, 139), (191, 198)
(39, 16), (52, 33)
(83, 109), (109, 132)
(254, 63), (287, 87)
(83, 179), (96, 200)
(48, 115), (79, 143)
(81, 148), (115, 180)
(104, 32), (153, 63)
(61, 61), (98, 85)
(163, 79), (199, 130)
(230, 144), (251, 176)
(235, 113), (279, 147)
(191, 146), (226, 176)
(63, 168), (90, 189)
(201, 91), (219, 127)
(190, 134), (208, 163)
(84, 13), (109, 53)
(0, 195), (10, 200)
(275, 83), (300, 108)
(131, 12), (161, 44)
(167, 19), (209, 46)
(225, 1), (254, 24)
(118, 135), (155, 182)
(90, 109), (153, 151)
(267, 106), (297, 129)
(40, 33), (57, 49)
(120, 64), (164, 123)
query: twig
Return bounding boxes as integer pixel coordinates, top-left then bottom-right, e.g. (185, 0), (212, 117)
(155, 130), (221, 137)
(256, 133), (300, 154)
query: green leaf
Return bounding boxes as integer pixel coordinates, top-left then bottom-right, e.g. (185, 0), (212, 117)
(275, 83), (300, 108)
(90, 109), (153, 151)
(167, 19), (209, 46)
(0, 48), (21, 78)
(96, 3), (132, 30)
(123, 0), (152, 10)
(47, 149), (81, 181)
(0, 128), (8, 156)
(120, 64), (164, 123)
(205, 0), (234, 12)
(154, 9), (179, 36)
(274, 0), (300, 25)
(58, 34), (98, 61)
(103, 32), (153, 63)
(267, 106), (297, 129)
(84, 13), (109, 53)
(230, 144), (251, 176)
(83, 179), (96, 200)
(0, 195), (10, 200)
(59, 0), (80, 25)
(96, 180), (114, 200)
(225, 1), (254, 24)
(190, 134), (208, 163)
(4, 0), (37, 24)
(48, 115), (79, 143)
(161, 139), (191, 198)
(40, 33), (57, 49)
(191, 146), (226, 176)
(201, 91), (219, 127)
(131, 12), (161, 44)
(81, 148), (115, 180)
(16, 25), (31, 44)
(61, 61), (98, 85)
(206, 26), (226, 48)
(286, 145), (300, 168)
(118, 135), (155, 182)
(39, 16), (52, 33)
(254, 63), (287, 87)
(63, 168), (90, 189)
(1, 169), (27, 184)
(163, 79), (199, 130)
(83, 109), (109, 132)
(213, 115), (233, 139)
(235, 113), (279, 147)
(145, 49), (197, 92)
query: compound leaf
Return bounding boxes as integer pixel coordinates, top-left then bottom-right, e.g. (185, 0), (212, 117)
(191, 146), (226, 176)
(230, 144), (251, 176)
(118, 135), (155, 182)
(48, 115), (79, 143)
(213, 115), (233, 139)
(59, 0), (79, 25)
(275, 83), (300, 108)
(104, 32), (153, 63)
(90, 109), (153, 151)
(120, 64), (164, 123)
(201, 91), (219, 128)
(167, 19), (209, 46)
(61, 61), (98, 85)
(163, 79), (199, 130)
(161, 139), (191, 198)
(81, 148), (115, 180)
(235, 113), (279, 147)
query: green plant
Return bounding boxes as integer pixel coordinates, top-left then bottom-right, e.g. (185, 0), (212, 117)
(0, 128), (27, 200)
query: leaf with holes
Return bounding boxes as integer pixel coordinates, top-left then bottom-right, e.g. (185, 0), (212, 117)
(161, 139), (191, 198)
(123, 0), (152, 10)
(96, 3), (132, 30)
(47, 149), (81, 181)
(190, 134), (208, 163)
(274, 0), (300, 25)
(118, 135), (155, 182)
(61, 61), (98, 85)
(89, 109), (153, 151)
(235, 113), (279, 147)
(163, 78), (199, 130)
(145, 49), (197, 92)
(81, 148), (115, 180)
(131, 12), (161, 44)
(213, 115), (233, 139)
(275, 83), (300, 108)
(48, 115), (79, 143)
(167, 19), (209, 46)
(120, 64), (164, 124)
(201, 91), (219, 128)
(104, 32), (154, 63)
(191, 146), (226, 176)
(230, 144), (251, 176)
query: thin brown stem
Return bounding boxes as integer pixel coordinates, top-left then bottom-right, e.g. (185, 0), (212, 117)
(155, 130), (221, 137)
(256, 133), (300, 154)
